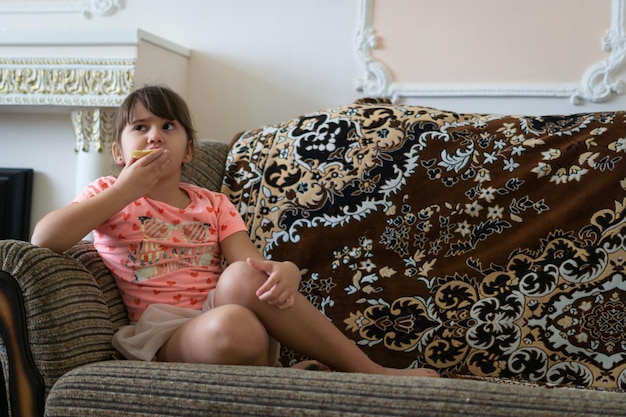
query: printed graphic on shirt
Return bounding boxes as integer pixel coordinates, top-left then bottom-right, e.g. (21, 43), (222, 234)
(127, 216), (219, 281)
(139, 216), (213, 242)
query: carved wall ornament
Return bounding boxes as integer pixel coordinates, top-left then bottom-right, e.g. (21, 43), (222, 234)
(355, 0), (626, 104)
(72, 108), (116, 153)
(354, 0), (392, 98)
(0, 28), (189, 195)
(0, 57), (135, 107)
(572, 0), (626, 104)
(0, 0), (123, 18)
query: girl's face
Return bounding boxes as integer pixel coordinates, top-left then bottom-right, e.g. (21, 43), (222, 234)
(113, 102), (192, 167)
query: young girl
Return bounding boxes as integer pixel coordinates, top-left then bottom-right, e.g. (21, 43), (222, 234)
(31, 85), (438, 377)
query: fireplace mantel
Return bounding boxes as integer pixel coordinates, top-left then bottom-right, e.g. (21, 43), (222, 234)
(0, 28), (190, 193)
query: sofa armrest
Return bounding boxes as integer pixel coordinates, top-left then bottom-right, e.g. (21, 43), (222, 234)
(62, 241), (129, 333)
(0, 240), (119, 417)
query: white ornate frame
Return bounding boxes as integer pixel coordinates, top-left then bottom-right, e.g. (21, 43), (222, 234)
(355, 0), (626, 104)
(0, 0), (122, 18)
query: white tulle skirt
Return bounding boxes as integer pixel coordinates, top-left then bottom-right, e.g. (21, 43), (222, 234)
(112, 291), (280, 364)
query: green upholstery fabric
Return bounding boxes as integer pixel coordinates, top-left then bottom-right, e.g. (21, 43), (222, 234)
(182, 138), (230, 192)
(0, 240), (116, 398)
(64, 241), (129, 334)
(45, 361), (626, 417)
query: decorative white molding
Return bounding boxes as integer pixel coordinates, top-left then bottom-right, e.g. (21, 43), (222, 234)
(0, 28), (191, 57)
(0, 28), (190, 194)
(572, 0), (626, 104)
(72, 108), (116, 153)
(0, 29), (191, 109)
(355, 0), (626, 105)
(0, 57), (135, 107)
(354, 0), (392, 97)
(0, 0), (122, 18)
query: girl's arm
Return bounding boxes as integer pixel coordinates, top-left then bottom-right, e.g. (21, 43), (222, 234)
(220, 231), (266, 264)
(31, 185), (135, 253)
(32, 149), (169, 253)
(220, 231), (301, 309)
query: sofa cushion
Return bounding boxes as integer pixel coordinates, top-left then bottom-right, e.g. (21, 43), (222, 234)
(182, 138), (230, 192)
(44, 361), (626, 416)
(223, 101), (626, 390)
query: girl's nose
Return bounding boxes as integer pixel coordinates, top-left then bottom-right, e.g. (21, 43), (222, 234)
(147, 127), (163, 143)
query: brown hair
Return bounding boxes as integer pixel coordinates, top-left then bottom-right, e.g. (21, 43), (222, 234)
(113, 85), (198, 157)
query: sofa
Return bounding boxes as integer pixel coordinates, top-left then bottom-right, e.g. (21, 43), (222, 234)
(2, 98), (626, 416)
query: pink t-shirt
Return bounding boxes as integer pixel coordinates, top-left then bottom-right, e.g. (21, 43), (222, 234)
(74, 176), (247, 321)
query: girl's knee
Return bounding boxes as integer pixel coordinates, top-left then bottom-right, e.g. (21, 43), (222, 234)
(215, 261), (264, 305)
(207, 306), (270, 364)
(221, 260), (262, 281)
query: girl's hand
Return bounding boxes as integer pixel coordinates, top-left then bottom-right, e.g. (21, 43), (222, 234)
(247, 258), (301, 309)
(114, 148), (170, 200)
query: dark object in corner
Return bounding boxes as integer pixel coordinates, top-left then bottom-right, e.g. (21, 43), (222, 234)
(0, 168), (34, 241)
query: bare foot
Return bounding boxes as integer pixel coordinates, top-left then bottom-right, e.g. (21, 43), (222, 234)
(291, 359), (331, 371)
(382, 367), (439, 377)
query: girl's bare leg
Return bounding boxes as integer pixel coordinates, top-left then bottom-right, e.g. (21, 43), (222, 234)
(157, 304), (277, 366)
(214, 261), (438, 377)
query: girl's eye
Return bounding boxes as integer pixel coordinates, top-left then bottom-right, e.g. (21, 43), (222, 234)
(164, 122), (175, 130)
(133, 124), (146, 131)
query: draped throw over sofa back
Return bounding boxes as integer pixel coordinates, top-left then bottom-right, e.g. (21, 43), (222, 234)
(2, 99), (626, 417)
(222, 99), (626, 390)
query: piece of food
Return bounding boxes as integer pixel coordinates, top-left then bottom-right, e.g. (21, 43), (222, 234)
(130, 149), (154, 159)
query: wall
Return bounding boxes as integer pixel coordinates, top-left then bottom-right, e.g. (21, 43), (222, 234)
(364, 0), (626, 116)
(1, 0), (624, 238)
(374, 0), (609, 84)
(0, 0), (362, 236)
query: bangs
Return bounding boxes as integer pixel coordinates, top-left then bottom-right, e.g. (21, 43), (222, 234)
(114, 85), (197, 147)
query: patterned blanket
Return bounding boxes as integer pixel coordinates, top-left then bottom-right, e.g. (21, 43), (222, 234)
(222, 100), (626, 390)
